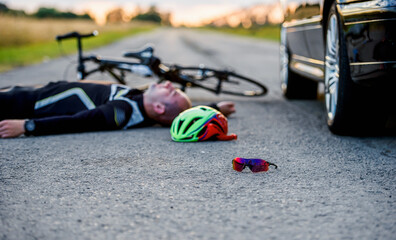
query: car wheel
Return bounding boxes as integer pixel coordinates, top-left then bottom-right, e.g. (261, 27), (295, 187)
(280, 26), (318, 99)
(324, 3), (387, 135)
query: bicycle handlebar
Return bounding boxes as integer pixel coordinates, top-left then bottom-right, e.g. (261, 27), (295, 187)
(56, 30), (98, 41)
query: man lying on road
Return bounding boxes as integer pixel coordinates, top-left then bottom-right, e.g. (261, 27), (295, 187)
(0, 80), (235, 138)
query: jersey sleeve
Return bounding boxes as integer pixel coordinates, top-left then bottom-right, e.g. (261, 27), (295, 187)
(192, 103), (219, 111)
(28, 100), (132, 136)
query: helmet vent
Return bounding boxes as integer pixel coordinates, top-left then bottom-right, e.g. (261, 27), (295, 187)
(177, 120), (184, 133)
(197, 126), (208, 137)
(181, 136), (193, 140)
(210, 119), (224, 132)
(183, 117), (202, 134)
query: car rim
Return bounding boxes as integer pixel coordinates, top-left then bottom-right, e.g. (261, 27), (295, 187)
(280, 27), (289, 93)
(325, 14), (340, 123)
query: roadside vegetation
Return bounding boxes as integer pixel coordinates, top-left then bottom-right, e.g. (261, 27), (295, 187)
(0, 3), (162, 72)
(0, 2), (279, 72)
(0, 15), (157, 72)
(202, 25), (280, 42)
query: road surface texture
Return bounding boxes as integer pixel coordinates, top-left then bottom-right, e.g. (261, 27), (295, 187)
(1, 28), (395, 240)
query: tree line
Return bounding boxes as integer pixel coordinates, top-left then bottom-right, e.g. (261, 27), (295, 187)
(0, 2), (165, 24)
(0, 2), (91, 20)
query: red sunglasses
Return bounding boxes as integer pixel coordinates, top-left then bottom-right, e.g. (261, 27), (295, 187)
(232, 157), (278, 173)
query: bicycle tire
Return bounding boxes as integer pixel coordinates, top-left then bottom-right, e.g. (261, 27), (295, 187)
(174, 66), (268, 97)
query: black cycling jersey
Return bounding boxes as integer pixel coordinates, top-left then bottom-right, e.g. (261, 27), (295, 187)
(0, 81), (155, 136)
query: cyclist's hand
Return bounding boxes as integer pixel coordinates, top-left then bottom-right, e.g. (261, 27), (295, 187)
(0, 120), (25, 138)
(217, 101), (235, 117)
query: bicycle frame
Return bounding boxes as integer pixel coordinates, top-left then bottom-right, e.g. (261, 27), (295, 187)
(57, 31), (143, 84)
(56, 31), (267, 97)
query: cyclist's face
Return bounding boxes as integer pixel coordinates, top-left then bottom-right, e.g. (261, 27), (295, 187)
(147, 81), (191, 109)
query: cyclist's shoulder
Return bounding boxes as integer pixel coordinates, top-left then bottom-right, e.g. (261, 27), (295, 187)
(46, 80), (111, 89)
(108, 86), (144, 110)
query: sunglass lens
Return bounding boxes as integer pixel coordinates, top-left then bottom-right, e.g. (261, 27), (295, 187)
(247, 158), (269, 172)
(232, 158), (245, 172)
(250, 163), (269, 172)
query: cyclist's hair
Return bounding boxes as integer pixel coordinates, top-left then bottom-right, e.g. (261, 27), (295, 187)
(161, 101), (190, 126)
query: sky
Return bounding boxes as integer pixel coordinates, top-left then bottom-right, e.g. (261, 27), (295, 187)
(5, 0), (276, 26)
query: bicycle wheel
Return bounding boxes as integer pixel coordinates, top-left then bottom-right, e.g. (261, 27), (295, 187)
(175, 67), (268, 97)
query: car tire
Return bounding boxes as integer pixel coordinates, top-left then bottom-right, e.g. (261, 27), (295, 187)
(324, 2), (387, 135)
(280, 26), (318, 99)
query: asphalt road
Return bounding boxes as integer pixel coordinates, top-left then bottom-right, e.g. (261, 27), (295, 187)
(0, 28), (395, 240)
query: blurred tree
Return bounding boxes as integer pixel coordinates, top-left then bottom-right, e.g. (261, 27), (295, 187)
(0, 2), (8, 12)
(34, 7), (61, 18)
(132, 5), (161, 23)
(79, 13), (91, 20)
(106, 8), (125, 23)
(161, 12), (172, 26)
(0, 2), (26, 16)
(33, 7), (92, 20)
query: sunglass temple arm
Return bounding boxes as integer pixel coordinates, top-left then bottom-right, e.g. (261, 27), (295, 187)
(267, 162), (278, 169)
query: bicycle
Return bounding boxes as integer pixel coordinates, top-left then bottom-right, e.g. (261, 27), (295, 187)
(56, 31), (268, 97)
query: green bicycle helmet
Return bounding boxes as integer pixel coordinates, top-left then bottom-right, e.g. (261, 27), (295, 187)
(170, 105), (237, 142)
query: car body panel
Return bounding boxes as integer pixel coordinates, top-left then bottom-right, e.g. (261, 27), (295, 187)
(339, 2), (396, 83)
(281, 0), (396, 85)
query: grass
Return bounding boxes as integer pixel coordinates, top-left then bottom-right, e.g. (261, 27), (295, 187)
(0, 14), (280, 72)
(201, 25), (281, 42)
(0, 15), (157, 72)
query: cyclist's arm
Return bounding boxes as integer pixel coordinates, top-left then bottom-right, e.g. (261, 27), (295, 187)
(215, 101), (235, 117)
(24, 101), (132, 136)
(78, 79), (117, 85)
(204, 101), (235, 117)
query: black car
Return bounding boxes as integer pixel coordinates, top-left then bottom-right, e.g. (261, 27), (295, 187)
(279, 0), (396, 134)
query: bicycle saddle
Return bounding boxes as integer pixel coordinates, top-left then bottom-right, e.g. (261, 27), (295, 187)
(123, 46), (154, 64)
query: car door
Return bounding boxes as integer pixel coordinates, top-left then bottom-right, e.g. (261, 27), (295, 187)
(282, 0), (325, 80)
(282, 0), (312, 60)
(303, 0), (325, 76)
